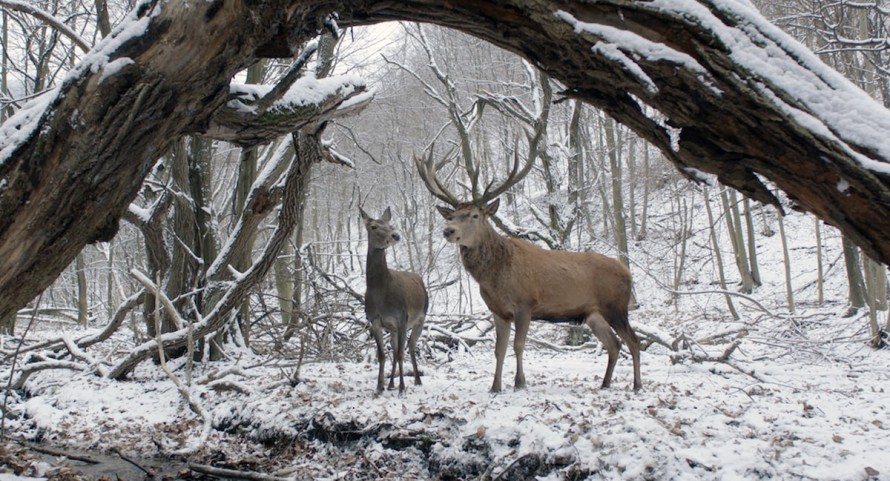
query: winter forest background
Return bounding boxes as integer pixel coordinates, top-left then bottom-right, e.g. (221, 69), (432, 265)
(1, 1), (889, 480)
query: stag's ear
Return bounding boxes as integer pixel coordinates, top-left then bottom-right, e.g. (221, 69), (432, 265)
(436, 205), (454, 219)
(485, 198), (500, 216)
(382, 207), (392, 222)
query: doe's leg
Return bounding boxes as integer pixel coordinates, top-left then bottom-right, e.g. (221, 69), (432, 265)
(387, 333), (397, 391)
(370, 321), (387, 394)
(396, 322), (408, 394)
(408, 317), (425, 386)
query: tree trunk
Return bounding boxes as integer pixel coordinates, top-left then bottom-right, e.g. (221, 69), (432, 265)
(76, 253), (88, 326)
(743, 197), (761, 286)
(5, 0), (890, 320)
(720, 190), (754, 294)
(704, 187), (739, 320)
(0, 312), (12, 335)
(777, 210), (795, 314)
(233, 62), (266, 349)
(843, 236), (867, 310)
(863, 254), (888, 347)
(1, 12), (9, 121)
(815, 218), (824, 306)
(638, 143), (650, 241)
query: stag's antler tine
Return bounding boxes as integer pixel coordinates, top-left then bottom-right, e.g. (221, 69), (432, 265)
(414, 144), (461, 206)
(480, 133), (537, 203)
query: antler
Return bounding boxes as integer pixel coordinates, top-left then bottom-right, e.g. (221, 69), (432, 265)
(477, 132), (537, 204)
(414, 144), (461, 206)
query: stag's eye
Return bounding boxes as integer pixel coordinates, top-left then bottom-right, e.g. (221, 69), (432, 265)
(472, 214), (479, 219)
(371, 226), (377, 230)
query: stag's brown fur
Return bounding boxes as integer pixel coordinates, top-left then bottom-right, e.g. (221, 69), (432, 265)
(437, 200), (642, 392)
(361, 207), (429, 394)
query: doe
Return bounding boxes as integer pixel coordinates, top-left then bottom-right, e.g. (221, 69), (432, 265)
(360, 207), (429, 394)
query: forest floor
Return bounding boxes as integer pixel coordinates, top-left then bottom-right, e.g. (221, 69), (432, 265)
(2, 301), (890, 481)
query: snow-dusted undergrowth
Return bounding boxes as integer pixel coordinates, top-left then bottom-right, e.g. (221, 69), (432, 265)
(5, 304), (889, 480)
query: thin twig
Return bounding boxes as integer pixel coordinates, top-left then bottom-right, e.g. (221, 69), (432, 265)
(2, 293), (42, 439)
(111, 447), (154, 475)
(18, 441), (100, 464)
(188, 463), (292, 481)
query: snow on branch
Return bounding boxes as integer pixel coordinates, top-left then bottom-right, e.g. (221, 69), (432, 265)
(555, 9), (714, 95)
(204, 74), (373, 146)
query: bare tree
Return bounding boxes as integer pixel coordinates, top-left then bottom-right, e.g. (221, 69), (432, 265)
(3, 0), (890, 325)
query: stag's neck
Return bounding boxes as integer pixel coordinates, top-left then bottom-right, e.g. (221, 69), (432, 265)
(366, 248), (392, 290)
(460, 225), (512, 283)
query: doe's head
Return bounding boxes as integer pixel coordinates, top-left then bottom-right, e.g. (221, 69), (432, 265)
(360, 207), (401, 250)
(436, 199), (500, 247)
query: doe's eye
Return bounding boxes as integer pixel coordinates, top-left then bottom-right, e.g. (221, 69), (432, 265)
(472, 214), (479, 219)
(371, 226), (377, 230)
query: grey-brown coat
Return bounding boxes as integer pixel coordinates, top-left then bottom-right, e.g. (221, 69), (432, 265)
(361, 207), (429, 394)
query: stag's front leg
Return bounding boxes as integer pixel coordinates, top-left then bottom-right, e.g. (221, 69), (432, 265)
(491, 315), (511, 393)
(512, 309), (531, 390)
(370, 320), (387, 394)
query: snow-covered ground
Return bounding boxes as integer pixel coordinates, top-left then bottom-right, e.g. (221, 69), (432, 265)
(4, 300), (889, 480)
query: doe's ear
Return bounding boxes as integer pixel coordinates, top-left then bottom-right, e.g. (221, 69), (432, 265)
(436, 205), (455, 219)
(485, 198), (500, 216)
(359, 207), (370, 223)
(382, 207), (392, 222)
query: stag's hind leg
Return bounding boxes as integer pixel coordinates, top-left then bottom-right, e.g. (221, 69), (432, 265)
(512, 309), (531, 390)
(585, 312), (620, 389)
(615, 323), (642, 391)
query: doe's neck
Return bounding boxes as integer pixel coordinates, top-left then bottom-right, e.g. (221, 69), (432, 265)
(366, 247), (392, 285)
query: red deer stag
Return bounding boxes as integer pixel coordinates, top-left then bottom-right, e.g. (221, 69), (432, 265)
(416, 149), (642, 393)
(360, 207), (429, 394)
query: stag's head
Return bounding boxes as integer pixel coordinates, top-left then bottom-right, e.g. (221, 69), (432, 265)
(360, 207), (401, 250)
(436, 200), (500, 247)
(416, 136), (536, 248)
